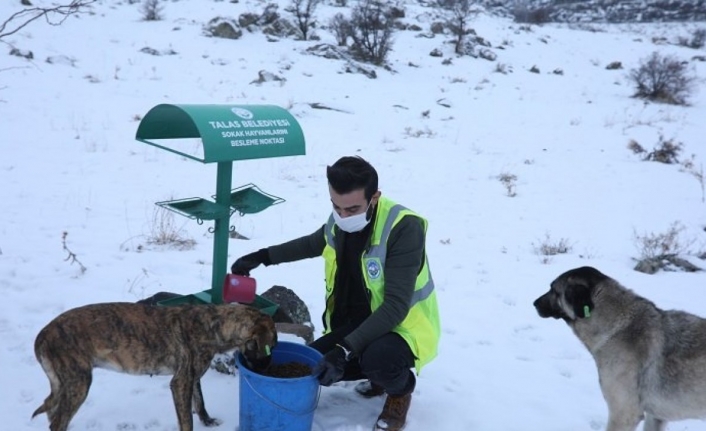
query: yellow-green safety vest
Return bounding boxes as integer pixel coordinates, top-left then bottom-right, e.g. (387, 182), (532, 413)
(322, 196), (440, 373)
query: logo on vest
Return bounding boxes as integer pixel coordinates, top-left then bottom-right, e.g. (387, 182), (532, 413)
(366, 260), (381, 279)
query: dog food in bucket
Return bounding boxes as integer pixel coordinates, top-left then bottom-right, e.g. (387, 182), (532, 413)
(260, 362), (313, 378)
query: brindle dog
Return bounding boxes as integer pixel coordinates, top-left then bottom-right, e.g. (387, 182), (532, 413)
(32, 302), (277, 431)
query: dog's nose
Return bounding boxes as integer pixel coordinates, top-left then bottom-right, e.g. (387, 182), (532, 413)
(533, 294), (552, 317)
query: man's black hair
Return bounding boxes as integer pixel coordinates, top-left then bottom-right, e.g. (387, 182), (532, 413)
(326, 156), (378, 201)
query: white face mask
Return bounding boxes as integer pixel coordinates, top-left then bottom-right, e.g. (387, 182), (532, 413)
(332, 202), (372, 233)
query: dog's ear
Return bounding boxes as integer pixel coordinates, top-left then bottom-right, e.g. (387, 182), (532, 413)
(565, 284), (594, 319)
(566, 266), (609, 287)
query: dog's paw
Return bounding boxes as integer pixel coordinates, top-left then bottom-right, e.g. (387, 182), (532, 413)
(202, 417), (222, 427)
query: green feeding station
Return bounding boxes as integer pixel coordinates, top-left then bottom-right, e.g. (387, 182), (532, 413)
(135, 104), (305, 311)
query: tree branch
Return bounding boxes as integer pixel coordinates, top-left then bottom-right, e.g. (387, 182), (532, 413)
(0, 0), (96, 40)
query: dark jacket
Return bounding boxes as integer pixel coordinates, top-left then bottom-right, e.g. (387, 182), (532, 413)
(266, 210), (425, 354)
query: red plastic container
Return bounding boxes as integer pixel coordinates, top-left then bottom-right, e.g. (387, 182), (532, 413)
(223, 274), (257, 304)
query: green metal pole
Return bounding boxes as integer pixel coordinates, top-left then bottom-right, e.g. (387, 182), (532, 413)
(211, 161), (233, 304)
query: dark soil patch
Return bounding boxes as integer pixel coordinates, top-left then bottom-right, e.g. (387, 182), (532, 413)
(261, 361), (312, 378)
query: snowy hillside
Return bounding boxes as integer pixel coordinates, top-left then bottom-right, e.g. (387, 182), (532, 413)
(1, 1), (705, 430)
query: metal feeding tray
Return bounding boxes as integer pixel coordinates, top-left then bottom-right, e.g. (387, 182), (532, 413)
(157, 290), (213, 306)
(156, 197), (232, 222)
(158, 291), (279, 316)
(250, 295), (279, 316)
(223, 184), (285, 215)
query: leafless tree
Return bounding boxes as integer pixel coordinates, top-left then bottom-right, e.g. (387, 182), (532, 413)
(330, 12), (352, 46)
(286, 0), (321, 41)
(141, 0), (164, 22)
(0, 0), (96, 41)
(437, 0), (480, 55)
(348, 0), (395, 65)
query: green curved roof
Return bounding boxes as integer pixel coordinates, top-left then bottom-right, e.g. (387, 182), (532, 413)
(136, 104), (306, 163)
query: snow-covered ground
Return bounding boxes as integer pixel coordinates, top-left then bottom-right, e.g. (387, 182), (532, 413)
(1, 1), (705, 430)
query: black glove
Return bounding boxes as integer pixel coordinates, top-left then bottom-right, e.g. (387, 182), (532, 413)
(313, 343), (352, 386)
(230, 249), (271, 276)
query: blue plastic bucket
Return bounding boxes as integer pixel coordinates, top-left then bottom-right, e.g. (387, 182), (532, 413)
(236, 341), (322, 431)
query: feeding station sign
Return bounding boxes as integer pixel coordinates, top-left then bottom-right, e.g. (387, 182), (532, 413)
(135, 104), (305, 305)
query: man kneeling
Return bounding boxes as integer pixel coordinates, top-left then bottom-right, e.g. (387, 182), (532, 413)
(230, 156), (441, 431)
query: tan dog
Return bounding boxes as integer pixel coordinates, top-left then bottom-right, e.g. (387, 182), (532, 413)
(32, 302), (277, 431)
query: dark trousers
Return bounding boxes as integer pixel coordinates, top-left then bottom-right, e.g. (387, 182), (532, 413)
(309, 324), (416, 396)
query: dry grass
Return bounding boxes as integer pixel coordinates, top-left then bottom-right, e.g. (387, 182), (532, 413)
(532, 233), (573, 264)
(633, 221), (693, 260)
(146, 206), (196, 250)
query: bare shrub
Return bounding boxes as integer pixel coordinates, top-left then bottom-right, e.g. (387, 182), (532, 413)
(147, 207), (196, 250)
(532, 233), (573, 264)
(628, 52), (696, 105)
(141, 0), (163, 21)
(62, 231), (87, 274)
(497, 172), (517, 197)
(678, 28), (706, 49)
(627, 139), (646, 155)
(680, 157), (705, 203)
(330, 12), (352, 46)
(633, 222), (694, 260)
(126, 268), (151, 299)
(348, 0), (396, 65)
(644, 135), (682, 164)
(533, 234), (572, 256)
(692, 164), (705, 203)
(286, 0), (321, 40)
(403, 126), (436, 138)
(691, 28), (706, 49)
(494, 62), (509, 74)
(633, 222), (702, 274)
(692, 165), (705, 203)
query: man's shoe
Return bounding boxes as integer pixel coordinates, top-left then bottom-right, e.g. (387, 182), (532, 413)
(355, 380), (385, 398)
(373, 393), (411, 431)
